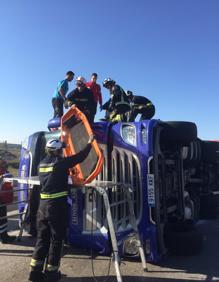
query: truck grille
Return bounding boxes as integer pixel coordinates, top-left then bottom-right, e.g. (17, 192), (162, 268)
(84, 145), (142, 232)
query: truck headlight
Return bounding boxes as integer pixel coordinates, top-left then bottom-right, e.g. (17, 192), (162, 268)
(123, 234), (139, 256)
(121, 124), (136, 146)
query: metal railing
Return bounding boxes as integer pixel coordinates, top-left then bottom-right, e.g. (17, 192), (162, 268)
(2, 146), (143, 238)
(0, 181), (29, 223)
(83, 145), (142, 232)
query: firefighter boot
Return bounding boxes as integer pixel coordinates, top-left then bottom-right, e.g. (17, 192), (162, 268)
(44, 270), (61, 282)
(28, 270), (45, 282)
(0, 232), (16, 244)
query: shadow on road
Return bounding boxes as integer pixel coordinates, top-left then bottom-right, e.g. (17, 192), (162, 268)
(158, 218), (219, 280)
(0, 248), (32, 254)
(3, 215), (219, 281)
(0, 249), (32, 257)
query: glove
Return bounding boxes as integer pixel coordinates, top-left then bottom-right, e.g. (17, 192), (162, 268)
(88, 134), (95, 144)
(64, 100), (69, 109)
(68, 101), (75, 108)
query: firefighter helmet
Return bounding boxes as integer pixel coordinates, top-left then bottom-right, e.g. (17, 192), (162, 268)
(46, 139), (66, 151)
(76, 76), (86, 85)
(103, 78), (115, 88)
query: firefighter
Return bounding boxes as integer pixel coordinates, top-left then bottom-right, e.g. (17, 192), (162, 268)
(67, 76), (96, 123)
(126, 91), (155, 121)
(0, 158), (16, 244)
(102, 78), (131, 122)
(28, 136), (94, 282)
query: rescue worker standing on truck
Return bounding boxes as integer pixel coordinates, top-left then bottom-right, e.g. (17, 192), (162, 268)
(52, 71), (75, 118)
(28, 136), (94, 282)
(126, 91), (155, 122)
(67, 76), (96, 123)
(102, 78), (130, 122)
(0, 158), (16, 244)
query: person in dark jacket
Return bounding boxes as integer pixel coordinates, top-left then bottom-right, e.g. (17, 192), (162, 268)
(102, 78), (131, 122)
(126, 91), (155, 122)
(28, 136), (93, 282)
(67, 76), (96, 123)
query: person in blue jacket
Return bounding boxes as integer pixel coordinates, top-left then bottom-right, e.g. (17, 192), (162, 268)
(52, 71), (74, 118)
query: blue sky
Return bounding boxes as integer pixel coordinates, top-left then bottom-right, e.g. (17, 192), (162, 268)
(0, 0), (218, 143)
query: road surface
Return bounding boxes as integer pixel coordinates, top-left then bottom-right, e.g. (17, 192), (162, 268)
(0, 208), (219, 281)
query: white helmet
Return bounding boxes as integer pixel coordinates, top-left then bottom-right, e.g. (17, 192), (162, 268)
(103, 77), (115, 88)
(76, 76), (86, 85)
(46, 139), (66, 151)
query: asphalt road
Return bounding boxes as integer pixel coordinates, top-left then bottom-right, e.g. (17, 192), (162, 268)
(1, 208), (219, 282)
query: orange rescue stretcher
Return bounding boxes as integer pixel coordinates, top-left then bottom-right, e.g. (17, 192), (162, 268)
(61, 105), (103, 185)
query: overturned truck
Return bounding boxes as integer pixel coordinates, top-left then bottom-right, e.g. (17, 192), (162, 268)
(17, 111), (219, 263)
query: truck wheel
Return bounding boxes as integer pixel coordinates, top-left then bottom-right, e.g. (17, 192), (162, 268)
(161, 121), (197, 145)
(164, 228), (203, 256)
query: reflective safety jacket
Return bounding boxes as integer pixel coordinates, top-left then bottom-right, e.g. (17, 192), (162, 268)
(131, 95), (154, 110)
(107, 84), (131, 115)
(38, 144), (91, 198)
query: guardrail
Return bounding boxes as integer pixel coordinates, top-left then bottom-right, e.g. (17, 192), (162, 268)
(0, 178), (30, 239)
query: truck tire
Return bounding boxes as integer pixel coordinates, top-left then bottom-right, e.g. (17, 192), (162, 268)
(164, 228), (203, 256)
(161, 121), (197, 145)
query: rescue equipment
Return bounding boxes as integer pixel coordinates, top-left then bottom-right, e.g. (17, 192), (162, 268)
(61, 105), (103, 184)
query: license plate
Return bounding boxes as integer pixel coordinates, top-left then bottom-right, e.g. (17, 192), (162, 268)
(147, 174), (155, 207)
